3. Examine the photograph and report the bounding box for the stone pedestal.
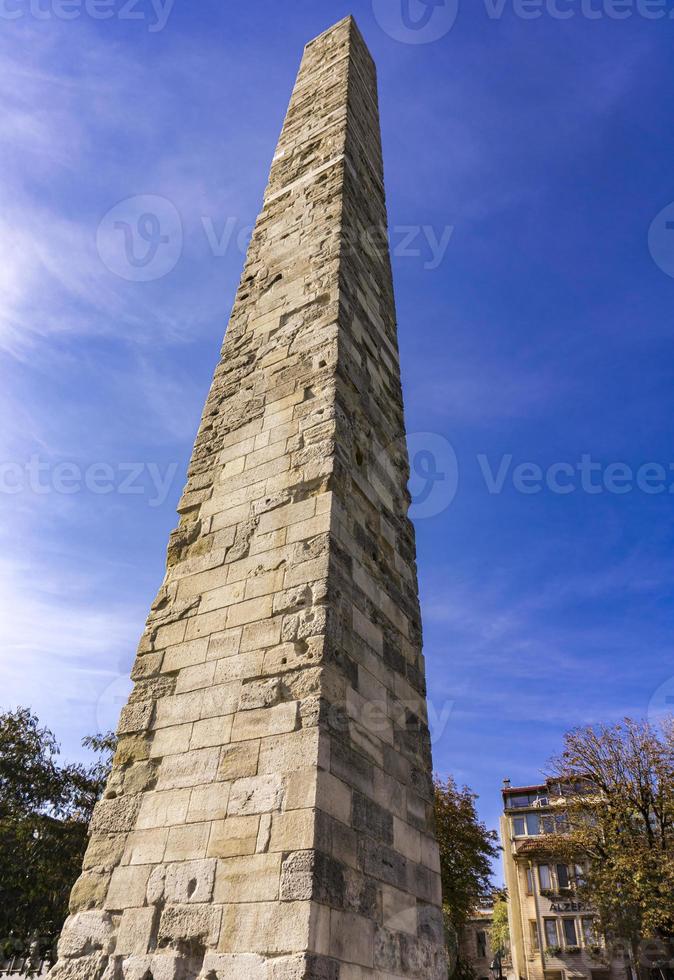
[48,16,448,980]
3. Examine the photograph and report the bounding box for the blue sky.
[2,0,674,853]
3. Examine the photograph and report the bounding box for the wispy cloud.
[0,549,138,754]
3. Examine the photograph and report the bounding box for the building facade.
[460,905,497,980]
[500,780,627,980]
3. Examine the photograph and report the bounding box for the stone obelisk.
[50,16,447,980]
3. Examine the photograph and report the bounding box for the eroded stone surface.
[49,15,446,980]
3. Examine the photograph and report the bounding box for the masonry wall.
[48,17,447,980]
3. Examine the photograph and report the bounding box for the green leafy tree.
[434,776,501,977]
[548,718,674,977]
[0,708,115,958]
[490,898,510,957]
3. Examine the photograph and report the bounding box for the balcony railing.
[0,954,52,977]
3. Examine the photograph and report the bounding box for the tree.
[0,708,115,959]
[548,718,674,976]
[490,897,510,957]
[434,776,501,977]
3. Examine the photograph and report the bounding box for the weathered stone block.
[147,858,216,905]
[228,773,285,815]
[68,871,110,913]
[329,910,375,968]
[214,852,281,903]
[164,822,210,862]
[57,911,115,959]
[230,701,299,742]
[117,700,155,735]
[90,796,140,835]
[218,741,260,780]
[352,791,394,845]
[217,901,311,954]
[187,782,230,823]
[198,953,269,979]
[280,851,345,906]
[104,866,151,911]
[114,907,157,956]
[207,815,260,858]
[158,904,222,946]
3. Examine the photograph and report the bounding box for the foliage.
[547,717,674,954]
[0,708,115,954]
[434,775,501,978]
[490,898,510,956]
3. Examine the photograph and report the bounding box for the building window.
[538,864,552,890]
[562,919,578,946]
[544,972,564,980]
[544,919,559,948]
[582,919,597,945]
[477,931,487,958]
[509,793,545,808]
[526,867,535,894]
[526,813,542,836]
[513,816,526,836]
[556,864,570,889]
[530,921,540,951]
